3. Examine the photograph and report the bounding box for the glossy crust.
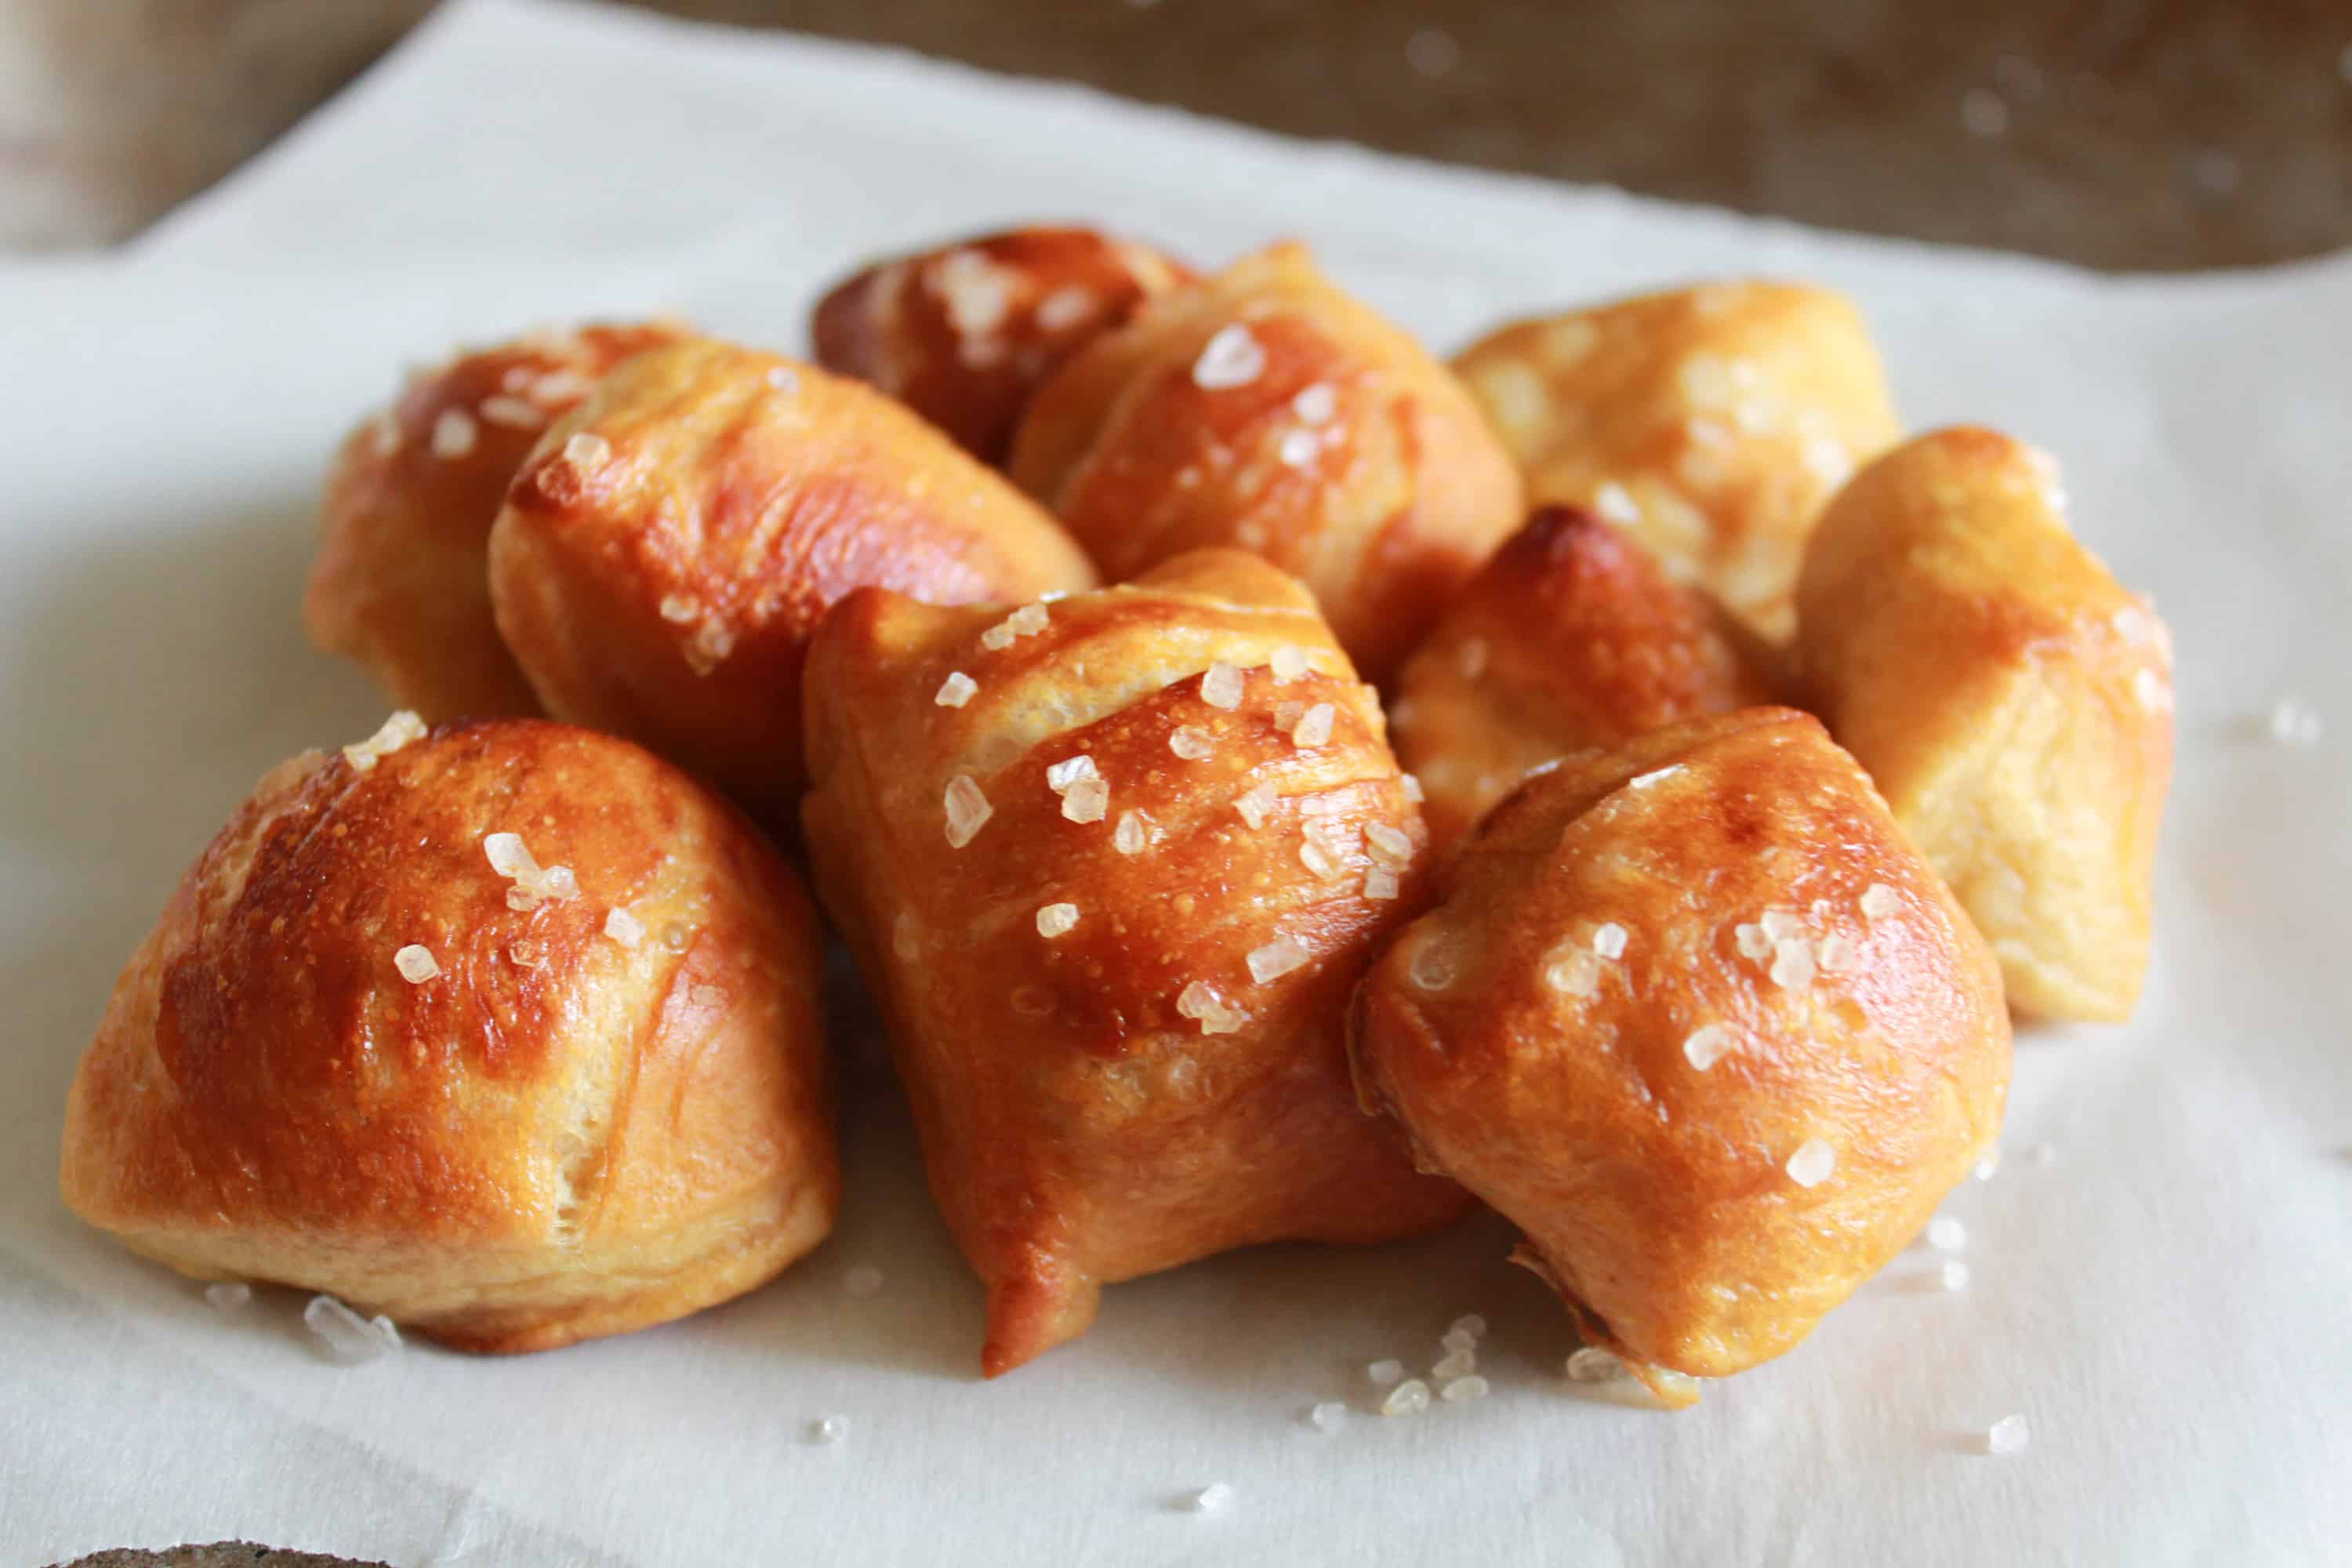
[1390,505,1779,853]
[1794,427,2172,1020]
[800,548,1471,1376]
[812,225,1195,465]
[487,338,1098,815]
[1454,281,1901,640]
[1007,242,1523,685]
[304,321,690,721]
[1350,707,2010,1399]
[60,718,839,1352]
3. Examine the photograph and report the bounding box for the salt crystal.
[1363,822,1414,866]
[1007,602,1050,636]
[1940,1259,1971,1292]
[1817,934,1858,973]
[1734,923,1773,960]
[979,622,1017,651]
[1975,1150,2002,1181]
[1036,902,1080,938]
[430,408,477,459]
[1307,1402,1346,1432]
[1682,1023,1733,1070]
[1201,661,1245,710]
[394,944,440,984]
[1927,1217,1968,1252]
[1061,777,1109,823]
[1399,773,1425,803]
[205,1282,251,1310]
[304,1294,401,1363]
[2133,667,2169,713]
[1545,947,1602,997]
[1380,1379,1432,1417]
[1236,779,1279,828]
[561,430,611,467]
[478,394,546,429]
[1629,765,1681,789]
[809,1416,848,1445]
[1192,324,1266,390]
[507,939,545,969]
[935,671,978,708]
[1860,883,1900,920]
[1169,725,1214,760]
[659,593,701,624]
[944,775,993,847]
[1113,810,1152,855]
[688,620,735,672]
[1247,935,1312,983]
[535,866,578,902]
[1279,428,1321,468]
[1984,1414,2031,1457]
[1190,1482,1234,1513]
[1594,481,1640,524]
[1769,938,1817,990]
[1299,835,1345,881]
[1440,1376,1490,1403]
[932,249,1012,337]
[1033,285,1097,333]
[1176,980,1245,1035]
[1363,867,1400,901]
[1564,1347,1624,1383]
[1760,910,1804,942]
[2269,699,2323,746]
[1290,702,1336,747]
[1291,383,1337,423]
[844,1265,884,1298]
[1275,700,1307,734]
[1449,1314,1487,1341]
[1045,754,1098,793]
[1270,644,1309,681]
[1432,1348,1476,1380]
[1785,1138,1836,1188]
[1367,1358,1405,1386]
[342,709,426,771]
[1592,921,1628,959]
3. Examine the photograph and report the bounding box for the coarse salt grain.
[1565,1347,1624,1383]
[944,775,993,847]
[1007,602,1050,637]
[1363,822,1413,866]
[1033,284,1097,332]
[304,1294,401,1363]
[935,671,978,708]
[1595,481,1640,524]
[1270,644,1309,681]
[1176,980,1245,1035]
[1062,777,1109,823]
[562,430,610,467]
[1201,661,1245,710]
[809,1416,848,1445]
[394,944,440,984]
[1045,754,1098,793]
[1975,1150,2002,1181]
[1368,1358,1405,1386]
[1440,1376,1490,1403]
[1236,779,1279,829]
[659,592,701,624]
[1289,702,1334,748]
[602,908,643,949]
[1682,1023,1734,1070]
[1450,1314,1487,1341]
[932,249,1012,337]
[430,408,477,459]
[343,709,426,771]
[1984,1414,2031,1457]
[1940,1259,1972,1292]
[1927,1217,1968,1251]
[1247,935,1312,984]
[1192,324,1266,390]
[1293,383,1337,423]
[688,620,735,672]
[1190,1482,1233,1514]
[1399,773,1425,803]
[1036,902,1080,938]
[1734,923,1773,960]
[205,1282,251,1310]
[478,394,546,429]
[1545,947,1603,997]
[1785,1138,1836,1188]
[1169,725,1215,760]
[1761,910,1804,942]
[1279,428,1321,468]
[1364,867,1400,901]
[1380,1379,1432,1417]
[1432,1348,1476,1381]
[1592,921,1628,959]
[1113,810,1152,855]
[1299,835,1345,882]
[1769,938,1817,990]
[1817,933,1858,973]
[1860,883,1900,920]
[845,1265,884,1298]
[1308,1402,1346,1432]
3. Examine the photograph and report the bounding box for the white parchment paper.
[2,2,2347,1563]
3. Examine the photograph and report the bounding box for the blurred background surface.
[5,0,2350,267]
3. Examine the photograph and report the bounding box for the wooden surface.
[5,0,2352,268]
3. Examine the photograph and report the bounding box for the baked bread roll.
[1794,426,2172,1021]
[800,548,1470,1376]
[812,225,1195,465]
[1454,281,1900,640]
[1390,504,1777,853]
[60,716,838,1352]
[487,337,1098,813]
[1350,707,2009,1402]
[1007,241,1523,684]
[304,321,689,721]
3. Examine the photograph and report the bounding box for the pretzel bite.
[305,321,691,720]
[800,548,1470,1376]
[1390,505,1778,853]
[1007,241,1523,684]
[812,225,1195,465]
[486,338,1097,814]
[1454,281,1900,639]
[1795,427,2172,1021]
[1350,707,2010,1402]
[60,717,838,1352]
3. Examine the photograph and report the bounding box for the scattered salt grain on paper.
[1440,1376,1490,1403]
[808,1416,848,1445]
[1306,1403,1345,1432]
[2269,699,2323,746]
[1940,1259,1972,1292]
[1984,1414,2031,1456]
[1189,1482,1233,1513]
[1367,1358,1404,1386]
[1565,1348,1625,1383]
[305,1294,401,1363]
[205,1282,251,1310]
[1927,1217,1969,1251]
[1380,1379,1432,1417]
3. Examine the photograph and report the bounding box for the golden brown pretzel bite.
[60,717,838,1352]
[800,548,1470,1376]
[1351,707,2009,1403]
